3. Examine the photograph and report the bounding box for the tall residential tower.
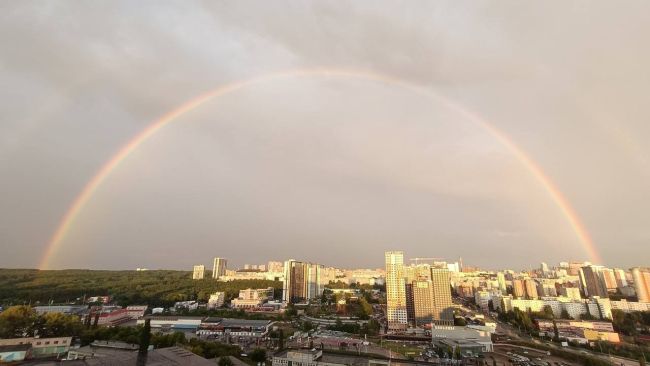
[631,267,650,302]
[212,257,227,279]
[385,251,407,330]
[282,260,322,304]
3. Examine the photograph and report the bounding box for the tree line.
[0,268,281,307]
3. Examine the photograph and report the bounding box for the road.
[496,342,638,366]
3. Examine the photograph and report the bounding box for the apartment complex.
[212,257,227,279]
[282,260,322,304]
[385,251,408,330]
[193,265,205,280]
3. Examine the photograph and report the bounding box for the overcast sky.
[1,1,649,270]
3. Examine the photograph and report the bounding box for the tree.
[454,346,462,360]
[250,348,267,364]
[366,318,380,336]
[139,319,151,355]
[640,357,646,366]
[454,317,467,326]
[0,305,37,338]
[219,357,234,366]
[357,298,373,319]
[278,329,285,350]
[37,312,83,337]
[302,320,314,332]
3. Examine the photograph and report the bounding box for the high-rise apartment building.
[614,269,628,288]
[631,267,650,303]
[540,262,549,276]
[524,279,538,299]
[513,279,526,298]
[192,265,205,280]
[412,280,435,327]
[385,251,408,330]
[430,268,454,328]
[580,265,608,298]
[601,268,618,292]
[497,272,507,295]
[282,260,322,304]
[212,257,227,279]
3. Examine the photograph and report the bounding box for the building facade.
[212,257,228,279]
[193,265,205,280]
[385,251,408,330]
[282,260,322,304]
[430,268,454,327]
[631,267,650,302]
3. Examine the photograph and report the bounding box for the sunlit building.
[580,266,608,298]
[631,267,650,302]
[524,279,538,299]
[412,280,435,326]
[212,257,227,279]
[282,260,322,304]
[430,267,454,328]
[513,279,526,298]
[208,292,225,309]
[192,265,205,280]
[614,269,628,288]
[497,272,507,295]
[385,251,408,330]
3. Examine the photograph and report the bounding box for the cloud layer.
[1,1,649,269]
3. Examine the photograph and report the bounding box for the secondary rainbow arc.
[39,68,601,269]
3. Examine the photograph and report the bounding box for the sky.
[1,1,649,271]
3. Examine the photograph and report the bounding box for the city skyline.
[2,2,650,270]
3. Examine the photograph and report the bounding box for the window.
[36,342,41,345]
[54,341,59,344]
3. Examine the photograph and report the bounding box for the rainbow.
[39,68,601,269]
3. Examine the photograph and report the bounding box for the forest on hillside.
[0,268,282,307]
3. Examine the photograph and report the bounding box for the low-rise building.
[537,320,620,343]
[174,300,199,311]
[208,292,225,309]
[0,337,72,359]
[197,318,271,337]
[231,288,273,308]
[97,308,131,326]
[611,300,650,312]
[137,316,203,331]
[430,327,493,352]
[272,349,345,366]
[126,305,148,319]
[34,305,87,315]
[0,344,30,363]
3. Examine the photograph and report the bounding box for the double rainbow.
[39,68,601,269]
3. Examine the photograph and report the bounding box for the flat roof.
[0,343,31,352]
[218,318,271,327]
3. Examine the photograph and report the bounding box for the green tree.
[219,357,234,366]
[0,305,37,338]
[139,319,151,355]
[250,348,267,364]
[37,312,83,337]
[302,320,314,332]
[357,298,373,319]
[278,328,285,350]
